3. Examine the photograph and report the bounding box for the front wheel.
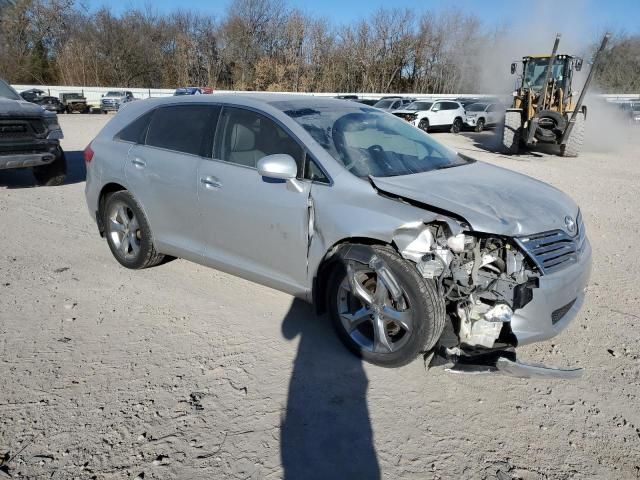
[328,245,445,368]
[418,118,429,132]
[451,117,463,134]
[103,191,165,269]
[475,118,485,133]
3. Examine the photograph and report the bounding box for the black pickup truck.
[0,79,66,186]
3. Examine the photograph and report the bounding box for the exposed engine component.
[394,222,539,348]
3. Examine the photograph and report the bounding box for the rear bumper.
[0,152,55,170]
[511,238,592,345]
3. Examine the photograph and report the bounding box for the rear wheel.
[559,111,585,157]
[328,245,445,368]
[103,191,165,269]
[451,117,463,134]
[418,118,429,132]
[33,148,66,186]
[475,118,485,133]
[501,110,522,154]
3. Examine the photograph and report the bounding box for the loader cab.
[518,55,583,97]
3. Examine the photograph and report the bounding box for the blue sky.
[85,0,640,34]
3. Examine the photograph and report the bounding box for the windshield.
[631,102,640,112]
[524,58,565,90]
[0,79,21,100]
[406,101,433,111]
[105,91,123,96]
[274,101,471,178]
[467,103,487,112]
[373,99,396,109]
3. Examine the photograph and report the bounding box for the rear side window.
[146,105,220,156]
[116,111,153,143]
[443,102,459,110]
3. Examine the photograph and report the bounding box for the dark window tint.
[146,105,219,156]
[216,107,304,171]
[116,111,153,143]
[443,102,458,110]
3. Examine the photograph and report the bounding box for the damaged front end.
[393,221,582,378]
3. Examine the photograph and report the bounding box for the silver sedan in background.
[84,94,591,369]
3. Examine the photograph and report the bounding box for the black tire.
[501,110,522,154]
[103,191,165,270]
[33,148,67,186]
[475,118,485,133]
[328,245,446,368]
[559,111,585,157]
[450,117,463,134]
[418,118,429,132]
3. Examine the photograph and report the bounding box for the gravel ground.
[1,113,639,480]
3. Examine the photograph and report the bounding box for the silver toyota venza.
[84,94,591,369]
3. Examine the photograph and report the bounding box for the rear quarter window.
[115,111,153,143]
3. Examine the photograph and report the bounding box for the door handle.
[200,176,222,189]
[131,158,146,168]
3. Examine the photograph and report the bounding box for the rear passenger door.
[197,106,311,293]
[125,104,219,258]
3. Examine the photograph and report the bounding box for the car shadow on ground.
[280,299,380,480]
[0,150,86,189]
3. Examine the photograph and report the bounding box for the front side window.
[216,107,304,170]
[146,104,219,156]
[275,101,471,178]
[432,103,443,111]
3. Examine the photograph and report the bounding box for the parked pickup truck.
[100,91,136,113]
[1,79,67,186]
[60,92,90,114]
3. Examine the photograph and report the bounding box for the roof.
[523,54,576,60]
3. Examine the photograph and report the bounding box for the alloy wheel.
[337,264,413,354]
[107,201,142,260]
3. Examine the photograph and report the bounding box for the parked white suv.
[464,102,505,132]
[392,100,465,133]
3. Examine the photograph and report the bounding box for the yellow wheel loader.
[501,33,610,157]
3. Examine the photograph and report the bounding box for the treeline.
[1,0,638,93]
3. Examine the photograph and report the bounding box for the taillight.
[84,143,94,163]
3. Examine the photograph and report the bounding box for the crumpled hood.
[0,98,45,117]
[371,161,579,237]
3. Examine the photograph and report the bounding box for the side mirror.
[510,62,517,74]
[257,154,297,180]
[575,58,583,71]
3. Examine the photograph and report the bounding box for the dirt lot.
[1,113,639,480]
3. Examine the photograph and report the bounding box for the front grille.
[517,212,586,274]
[0,119,45,140]
[552,298,576,324]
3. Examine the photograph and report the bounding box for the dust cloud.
[473,3,637,155]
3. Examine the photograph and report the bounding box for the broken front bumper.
[510,238,592,346]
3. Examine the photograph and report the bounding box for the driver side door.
[429,102,448,126]
[197,106,311,294]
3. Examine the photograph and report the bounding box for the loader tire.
[559,112,585,158]
[501,111,522,154]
